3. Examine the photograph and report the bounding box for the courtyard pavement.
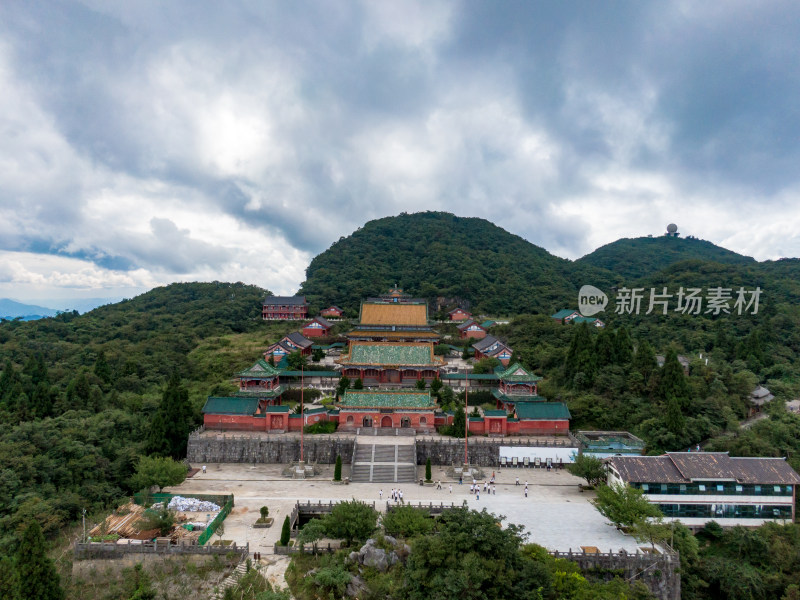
[164,462,642,556]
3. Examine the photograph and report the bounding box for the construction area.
[85,493,232,547]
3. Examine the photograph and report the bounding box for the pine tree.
[425,458,432,482]
[0,360,19,402]
[632,340,657,383]
[613,326,633,365]
[658,349,691,409]
[593,328,616,369]
[334,455,342,481]
[94,350,111,385]
[280,516,291,546]
[564,322,595,388]
[0,555,15,600]
[665,395,686,434]
[148,372,194,458]
[14,520,64,600]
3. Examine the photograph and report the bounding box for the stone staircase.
[350,437,417,483]
[215,558,250,598]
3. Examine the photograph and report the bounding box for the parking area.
[164,462,641,555]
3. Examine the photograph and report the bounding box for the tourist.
[476,489,480,500]
[515,477,520,486]
[202,465,206,474]
[492,485,496,495]
[379,489,383,500]
[449,485,452,494]
[524,487,528,498]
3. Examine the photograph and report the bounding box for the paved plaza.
[165,461,642,558]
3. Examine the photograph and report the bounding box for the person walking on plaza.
[449,484,453,494]
[524,487,528,498]
[515,476,520,486]
[379,489,383,500]
[492,485,496,495]
[476,489,480,500]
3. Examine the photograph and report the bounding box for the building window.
[698,484,706,492]
[717,484,724,492]
[679,484,686,493]
[641,484,649,491]
[735,485,743,493]
[774,486,782,493]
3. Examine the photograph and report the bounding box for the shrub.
[425,458,432,482]
[304,421,337,434]
[260,506,269,520]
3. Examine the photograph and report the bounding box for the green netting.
[198,498,234,545]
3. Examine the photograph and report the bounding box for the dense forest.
[0,282,304,555]
[299,211,617,315]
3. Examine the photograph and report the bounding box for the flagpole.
[464,373,469,467]
[300,363,304,464]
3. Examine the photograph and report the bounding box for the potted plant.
[255,505,273,528]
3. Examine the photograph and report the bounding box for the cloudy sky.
[2,1,799,308]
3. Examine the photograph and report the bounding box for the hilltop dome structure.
[665,223,680,237]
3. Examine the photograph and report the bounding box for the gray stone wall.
[187,435,354,464]
[550,550,681,600]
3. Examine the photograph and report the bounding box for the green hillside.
[0,282,305,553]
[577,235,756,280]
[299,211,616,315]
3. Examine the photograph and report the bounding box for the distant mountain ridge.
[576,236,756,280]
[298,212,796,316]
[0,299,59,320]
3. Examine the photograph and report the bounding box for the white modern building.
[606,452,800,528]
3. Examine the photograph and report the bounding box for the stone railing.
[74,539,249,560]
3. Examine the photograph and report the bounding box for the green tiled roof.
[203,397,260,415]
[572,316,600,324]
[516,402,571,420]
[236,359,281,378]
[303,407,327,415]
[441,373,498,380]
[340,343,442,366]
[481,320,495,328]
[484,409,507,417]
[340,390,435,409]
[495,363,541,382]
[265,405,290,413]
[552,309,579,319]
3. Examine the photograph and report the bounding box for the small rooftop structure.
[576,431,645,457]
[750,386,775,407]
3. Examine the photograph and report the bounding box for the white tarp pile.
[167,496,221,512]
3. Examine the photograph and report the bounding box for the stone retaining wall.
[189,433,578,467]
[187,435,354,464]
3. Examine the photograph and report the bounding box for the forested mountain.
[299,211,617,315]
[0,282,303,553]
[577,235,756,280]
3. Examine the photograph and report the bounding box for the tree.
[322,499,377,546]
[415,378,427,390]
[0,555,15,600]
[311,347,324,362]
[334,455,342,481]
[613,326,633,365]
[632,339,657,382]
[287,351,307,370]
[260,506,269,520]
[566,454,606,488]
[382,505,434,539]
[593,483,662,530]
[147,372,194,458]
[404,506,550,600]
[14,520,64,600]
[430,377,443,395]
[130,455,187,492]
[658,348,691,408]
[135,505,175,536]
[296,518,327,551]
[564,322,595,388]
[335,375,350,398]
[448,406,467,438]
[279,516,291,546]
[353,377,364,390]
[425,458,432,482]
[94,350,111,385]
[473,357,501,374]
